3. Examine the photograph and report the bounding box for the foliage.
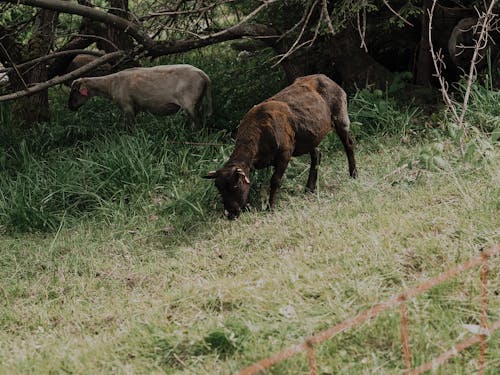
[398,78,499,177]
[0,5,36,34]
[348,73,421,138]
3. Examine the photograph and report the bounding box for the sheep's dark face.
[68,80,90,111]
[204,166,250,220]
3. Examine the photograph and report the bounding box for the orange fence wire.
[478,252,489,375]
[399,299,412,370]
[236,244,499,375]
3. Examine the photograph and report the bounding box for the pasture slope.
[0,134,498,374]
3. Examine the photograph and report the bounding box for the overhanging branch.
[0,49,105,74]
[0,51,125,102]
[150,23,278,57]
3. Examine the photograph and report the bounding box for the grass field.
[1,132,498,373]
[0,47,499,374]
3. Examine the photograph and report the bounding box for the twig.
[160,27,203,39]
[272,0,319,67]
[164,140,227,147]
[357,7,368,52]
[204,0,278,40]
[278,0,314,42]
[428,0,497,155]
[0,42,28,89]
[72,33,120,51]
[382,0,414,27]
[428,1,462,141]
[457,1,498,129]
[321,0,335,35]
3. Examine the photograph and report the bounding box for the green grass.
[0,46,499,373]
[0,133,498,374]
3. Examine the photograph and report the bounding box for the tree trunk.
[106,0,135,52]
[10,9,58,128]
[415,0,433,86]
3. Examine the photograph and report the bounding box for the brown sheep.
[204,74,356,219]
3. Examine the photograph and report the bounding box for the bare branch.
[321,0,335,35]
[150,22,278,57]
[457,1,498,127]
[308,9,323,47]
[428,1,461,123]
[0,51,125,102]
[428,0,498,154]
[278,0,314,42]
[71,33,121,51]
[0,49,104,74]
[273,0,319,66]
[357,8,368,52]
[210,0,278,38]
[149,1,279,58]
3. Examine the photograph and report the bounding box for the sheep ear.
[203,170,218,179]
[236,168,250,184]
[79,86,88,96]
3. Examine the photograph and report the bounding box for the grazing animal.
[65,54,112,76]
[68,64,212,131]
[66,54,104,73]
[204,74,356,220]
[63,54,113,87]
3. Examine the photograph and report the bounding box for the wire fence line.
[236,244,499,375]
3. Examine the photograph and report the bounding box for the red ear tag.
[80,87,88,96]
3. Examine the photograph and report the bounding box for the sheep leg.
[194,101,204,129]
[334,121,357,178]
[269,155,290,209]
[306,148,321,192]
[185,106,202,130]
[125,113,134,133]
[123,109,135,133]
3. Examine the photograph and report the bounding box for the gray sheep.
[69,64,212,131]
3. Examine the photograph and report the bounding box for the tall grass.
[0,45,286,234]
